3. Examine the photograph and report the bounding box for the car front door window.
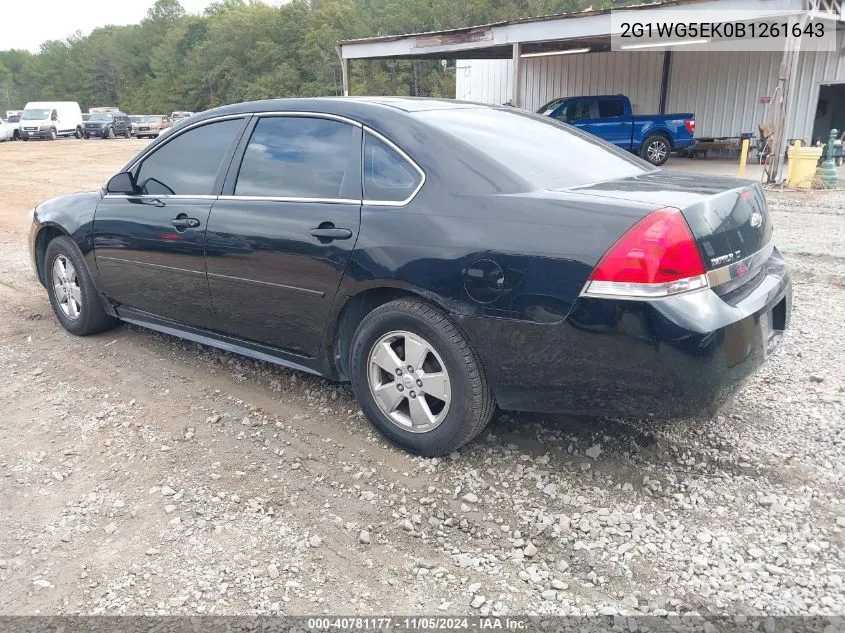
[135,118,245,195]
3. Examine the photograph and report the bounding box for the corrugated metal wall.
[456,44,845,140]
[455,59,513,105]
[666,51,781,138]
[519,51,665,113]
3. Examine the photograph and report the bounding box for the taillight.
[582,207,708,299]
[685,118,695,134]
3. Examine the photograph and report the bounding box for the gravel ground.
[0,141,842,617]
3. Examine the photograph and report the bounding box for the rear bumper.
[458,247,791,420]
[673,137,694,150]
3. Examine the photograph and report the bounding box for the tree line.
[0,0,624,115]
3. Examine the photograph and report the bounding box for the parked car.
[27,98,791,456]
[0,117,15,141]
[129,115,144,135]
[82,114,91,122]
[84,111,132,139]
[5,111,22,140]
[170,111,194,123]
[538,94,694,166]
[19,101,83,140]
[134,114,171,138]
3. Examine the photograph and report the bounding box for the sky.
[5,0,217,53]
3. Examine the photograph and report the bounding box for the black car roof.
[190,96,487,122]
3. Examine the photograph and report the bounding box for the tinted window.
[598,99,625,118]
[415,108,654,189]
[235,116,358,199]
[559,99,593,123]
[136,118,243,195]
[537,98,565,116]
[364,133,421,203]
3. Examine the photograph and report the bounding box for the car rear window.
[414,107,654,189]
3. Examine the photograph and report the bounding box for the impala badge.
[750,212,763,228]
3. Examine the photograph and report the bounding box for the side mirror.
[106,172,136,195]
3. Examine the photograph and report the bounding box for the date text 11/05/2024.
[307,617,527,630]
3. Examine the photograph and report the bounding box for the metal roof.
[338,0,810,59]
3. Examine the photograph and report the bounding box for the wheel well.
[643,132,673,149]
[34,226,66,285]
[331,287,420,381]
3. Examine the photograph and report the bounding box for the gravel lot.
[0,140,843,617]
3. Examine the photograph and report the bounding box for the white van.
[20,101,83,140]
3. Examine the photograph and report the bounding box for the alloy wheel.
[367,330,451,433]
[647,140,667,163]
[51,255,82,320]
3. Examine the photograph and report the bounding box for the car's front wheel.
[49,128,57,141]
[107,127,115,139]
[641,134,671,166]
[350,298,494,456]
[44,236,118,336]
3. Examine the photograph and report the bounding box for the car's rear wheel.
[350,298,494,456]
[641,134,670,166]
[45,236,117,336]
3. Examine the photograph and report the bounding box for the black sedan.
[28,98,791,456]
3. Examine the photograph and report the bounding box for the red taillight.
[584,207,708,299]
[684,118,695,134]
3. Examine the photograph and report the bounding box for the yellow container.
[786,144,823,189]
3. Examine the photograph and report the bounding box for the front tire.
[44,236,118,336]
[74,128,82,139]
[107,126,115,139]
[49,128,57,141]
[124,127,131,138]
[349,298,494,457]
[641,134,670,166]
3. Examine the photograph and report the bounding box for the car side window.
[135,118,244,196]
[234,116,360,199]
[363,133,422,203]
[598,99,625,118]
[559,99,593,123]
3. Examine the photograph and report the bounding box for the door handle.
[310,224,353,241]
[171,215,200,229]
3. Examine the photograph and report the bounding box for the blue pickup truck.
[538,94,695,166]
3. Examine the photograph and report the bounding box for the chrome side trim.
[207,271,325,297]
[103,194,219,200]
[217,195,360,205]
[123,113,251,174]
[581,275,709,301]
[706,241,774,287]
[97,256,205,276]
[256,111,363,128]
[361,127,426,208]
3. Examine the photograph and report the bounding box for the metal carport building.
[338,0,845,175]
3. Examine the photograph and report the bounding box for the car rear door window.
[234,116,360,199]
[363,133,422,203]
[135,118,244,196]
[598,98,625,118]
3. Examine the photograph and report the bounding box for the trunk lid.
[569,171,772,272]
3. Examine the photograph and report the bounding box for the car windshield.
[90,113,113,121]
[22,109,50,120]
[415,107,655,189]
[130,116,142,122]
[537,99,565,115]
[143,116,160,122]
[9,115,20,123]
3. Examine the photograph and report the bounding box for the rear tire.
[349,298,494,457]
[44,236,118,336]
[641,134,670,166]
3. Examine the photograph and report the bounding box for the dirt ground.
[0,139,843,617]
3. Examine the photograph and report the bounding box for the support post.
[769,15,803,183]
[658,51,672,115]
[336,45,350,97]
[512,42,522,108]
